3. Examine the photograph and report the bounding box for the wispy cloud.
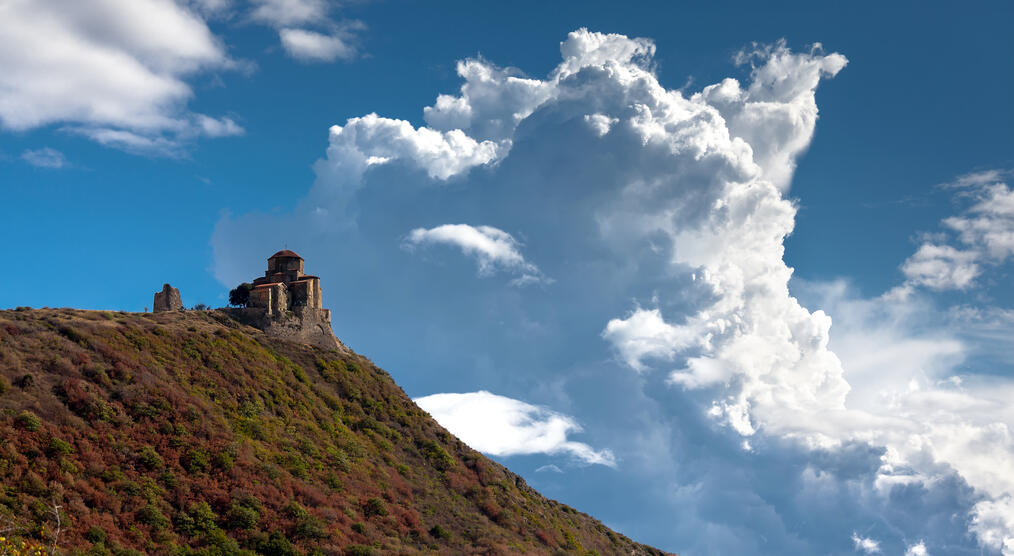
[249,0,363,63]
[892,169,1014,296]
[21,147,67,169]
[280,28,355,62]
[404,224,549,286]
[851,532,881,554]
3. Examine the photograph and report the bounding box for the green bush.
[324,473,344,491]
[182,448,211,473]
[225,502,260,530]
[283,500,308,519]
[422,440,454,471]
[85,526,108,544]
[255,531,297,556]
[137,445,163,470]
[188,501,218,534]
[136,504,170,530]
[15,410,42,431]
[46,437,73,456]
[214,446,237,471]
[363,497,388,517]
[176,502,218,536]
[293,514,326,539]
[0,375,9,394]
[429,524,452,540]
[344,546,373,556]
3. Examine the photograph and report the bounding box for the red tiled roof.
[269,249,302,259]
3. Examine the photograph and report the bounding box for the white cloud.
[279,28,354,61]
[796,279,1014,554]
[248,0,362,63]
[21,147,67,169]
[584,113,618,136]
[316,113,503,191]
[895,170,1014,293]
[602,308,696,373]
[404,224,546,285]
[899,243,980,290]
[944,177,1014,260]
[851,532,881,554]
[250,0,327,27]
[423,58,553,144]
[943,169,1006,189]
[0,0,240,154]
[414,391,616,466]
[971,497,1014,555]
[196,114,244,138]
[904,541,929,556]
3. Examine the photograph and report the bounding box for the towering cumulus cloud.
[213,29,1013,554]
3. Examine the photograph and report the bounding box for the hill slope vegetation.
[0,308,667,556]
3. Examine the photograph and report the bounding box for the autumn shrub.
[535,529,558,546]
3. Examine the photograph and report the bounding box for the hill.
[0,308,668,556]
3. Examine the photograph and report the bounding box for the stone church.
[234,250,341,351]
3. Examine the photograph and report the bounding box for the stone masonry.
[153,284,183,312]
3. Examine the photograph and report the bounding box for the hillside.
[0,308,668,556]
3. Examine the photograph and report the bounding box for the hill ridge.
[0,308,669,556]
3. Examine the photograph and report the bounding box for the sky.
[1,1,1013,554]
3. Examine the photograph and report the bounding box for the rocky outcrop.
[153,283,182,312]
[223,306,344,351]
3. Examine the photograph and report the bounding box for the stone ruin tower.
[153,284,182,312]
[232,250,341,350]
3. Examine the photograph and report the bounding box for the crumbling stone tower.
[153,284,182,312]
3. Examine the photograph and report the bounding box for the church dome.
[269,249,302,259]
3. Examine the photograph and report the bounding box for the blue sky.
[2,1,1013,554]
